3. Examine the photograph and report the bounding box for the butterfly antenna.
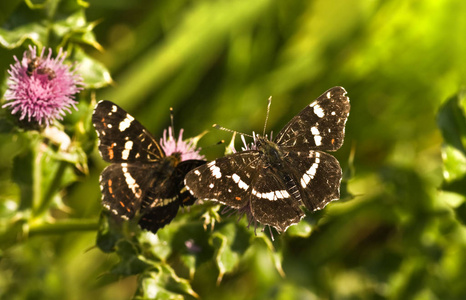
[212,124,253,138]
[263,96,272,136]
[169,107,175,132]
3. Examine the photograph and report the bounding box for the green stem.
[32,140,43,213]
[36,159,68,217]
[29,218,99,236]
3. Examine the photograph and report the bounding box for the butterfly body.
[93,100,205,233]
[185,87,350,232]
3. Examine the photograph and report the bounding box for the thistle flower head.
[3,45,83,126]
[160,126,204,161]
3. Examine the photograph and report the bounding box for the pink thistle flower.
[160,126,204,161]
[3,46,83,126]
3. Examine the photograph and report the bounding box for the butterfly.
[184,86,350,233]
[92,100,206,233]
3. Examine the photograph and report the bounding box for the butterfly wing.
[185,152,304,232]
[248,167,304,232]
[138,159,206,233]
[187,87,350,233]
[176,160,208,206]
[283,149,342,212]
[99,163,156,220]
[93,100,189,233]
[92,100,165,163]
[185,152,261,209]
[274,86,350,151]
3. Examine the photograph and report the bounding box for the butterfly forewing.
[185,152,261,209]
[92,100,165,163]
[275,86,350,151]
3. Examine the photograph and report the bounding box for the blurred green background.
[1,0,466,299]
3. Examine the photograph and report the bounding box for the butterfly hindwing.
[247,165,304,232]
[92,100,165,163]
[176,160,209,206]
[138,160,206,232]
[99,163,155,220]
[275,86,350,151]
[284,150,342,211]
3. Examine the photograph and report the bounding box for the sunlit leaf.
[0,23,47,49]
[440,144,466,194]
[73,47,112,89]
[286,220,313,238]
[255,234,285,278]
[210,230,239,284]
[137,264,198,299]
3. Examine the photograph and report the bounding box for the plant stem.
[36,159,68,217]
[29,218,99,236]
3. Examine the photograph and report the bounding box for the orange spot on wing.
[107,143,115,160]
[235,196,241,201]
[119,201,125,207]
[107,180,115,197]
[331,138,335,145]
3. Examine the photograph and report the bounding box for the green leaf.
[255,234,285,278]
[286,219,313,238]
[438,91,466,195]
[454,201,466,226]
[210,231,239,284]
[12,139,37,211]
[137,264,198,299]
[73,47,112,89]
[200,204,221,231]
[437,91,466,155]
[95,212,122,253]
[53,10,103,51]
[209,222,251,284]
[112,239,153,276]
[440,144,466,194]
[0,22,48,49]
